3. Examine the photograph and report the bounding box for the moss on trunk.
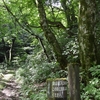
[78,0,97,84]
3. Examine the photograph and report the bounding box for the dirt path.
[0,71,21,100]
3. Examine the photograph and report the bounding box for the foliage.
[15,50,67,99]
[63,37,79,62]
[19,87,47,100]
[81,65,100,100]
[0,0,100,99]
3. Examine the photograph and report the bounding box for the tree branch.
[47,20,66,29]
[37,0,67,69]
[39,39,51,62]
[2,0,51,62]
[2,0,41,40]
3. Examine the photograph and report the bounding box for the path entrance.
[0,70,21,100]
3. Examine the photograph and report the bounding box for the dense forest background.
[0,0,100,100]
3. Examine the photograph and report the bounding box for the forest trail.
[0,70,21,100]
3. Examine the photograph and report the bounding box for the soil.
[0,71,21,100]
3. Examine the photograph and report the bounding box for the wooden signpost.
[68,63,80,100]
[47,63,80,100]
[47,78,67,100]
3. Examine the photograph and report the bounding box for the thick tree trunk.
[78,0,97,83]
[37,0,67,69]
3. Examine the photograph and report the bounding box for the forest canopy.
[0,0,100,99]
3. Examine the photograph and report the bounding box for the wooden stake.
[68,63,80,100]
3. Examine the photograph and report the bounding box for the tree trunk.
[68,63,80,100]
[37,0,67,69]
[78,0,97,84]
[61,0,78,36]
[2,38,8,63]
[8,37,15,63]
[9,45,12,63]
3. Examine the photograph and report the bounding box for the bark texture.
[79,0,96,68]
[68,63,80,100]
[79,0,97,82]
[37,0,67,69]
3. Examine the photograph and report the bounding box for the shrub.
[81,65,100,100]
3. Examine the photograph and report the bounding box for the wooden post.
[68,63,80,100]
[47,78,67,100]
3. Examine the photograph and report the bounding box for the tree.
[2,0,79,69]
[78,0,97,84]
[36,0,67,70]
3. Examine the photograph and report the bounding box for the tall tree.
[78,0,97,84]
[2,0,79,69]
[37,0,67,70]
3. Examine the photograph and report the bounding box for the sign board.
[47,78,67,100]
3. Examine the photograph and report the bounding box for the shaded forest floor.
[0,69,21,100]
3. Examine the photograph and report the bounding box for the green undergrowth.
[14,55,67,100]
[1,63,100,100]
[81,65,100,100]
[14,60,100,100]
[14,66,66,99]
[0,81,5,90]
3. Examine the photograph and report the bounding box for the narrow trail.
[0,70,21,100]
